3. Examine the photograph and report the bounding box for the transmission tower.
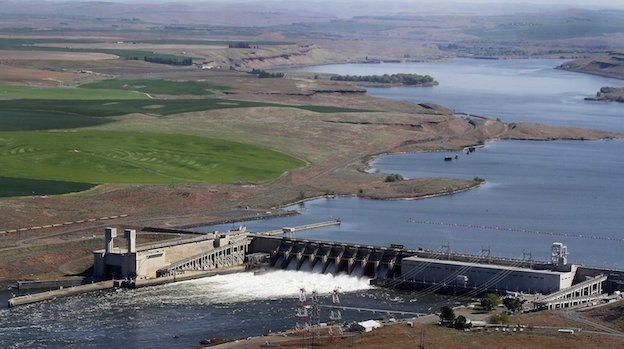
[296,287,310,333]
[310,290,321,345]
[523,249,533,268]
[328,287,343,339]
[441,242,451,260]
[481,246,491,264]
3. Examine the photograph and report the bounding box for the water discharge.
[158,270,373,304]
[1,271,438,349]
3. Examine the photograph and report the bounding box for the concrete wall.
[402,257,575,295]
[576,266,624,293]
[163,239,215,265]
[94,237,219,279]
[135,250,166,278]
[559,264,577,289]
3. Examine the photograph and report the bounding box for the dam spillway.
[252,236,402,278]
[249,235,624,300]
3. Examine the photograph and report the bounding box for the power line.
[406,218,623,242]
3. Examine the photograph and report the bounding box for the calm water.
[203,139,624,268]
[294,59,624,133]
[3,59,623,348]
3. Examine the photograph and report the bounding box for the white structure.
[551,242,568,268]
[401,255,577,295]
[352,320,381,333]
[93,227,249,279]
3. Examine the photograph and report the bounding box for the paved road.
[560,309,624,336]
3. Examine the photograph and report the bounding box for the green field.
[0,131,305,184]
[0,98,273,131]
[0,38,194,64]
[0,85,149,100]
[1,97,368,131]
[0,109,113,132]
[0,176,95,197]
[80,79,229,96]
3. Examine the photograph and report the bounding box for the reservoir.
[2,59,623,348]
[203,139,624,268]
[295,59,624,133]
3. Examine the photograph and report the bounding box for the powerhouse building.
[401,243,576,294]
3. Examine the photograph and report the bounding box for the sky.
[36,0,624,5]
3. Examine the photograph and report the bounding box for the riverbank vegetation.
[249,69,284,78]
[585,87,624,103]
[330,73,436,86]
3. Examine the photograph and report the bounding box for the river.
[2,59,622,348]
[203,139,624,268]
[295,58,624,133]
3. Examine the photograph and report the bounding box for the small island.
[330,73,438,87]
[585,87,624,103]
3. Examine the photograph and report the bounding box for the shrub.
[385,173,404,182]
[481,293,502,311]
[488,312,510,326]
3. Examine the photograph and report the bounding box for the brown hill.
[558,51,624,79]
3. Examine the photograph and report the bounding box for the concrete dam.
[9,223,624,310]
[249,235,624,309]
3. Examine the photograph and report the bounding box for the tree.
[503,297,523,313]
[439,305,455,323]
[481,293,502,311]
[454,315,471,330]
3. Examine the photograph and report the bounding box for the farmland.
[0,84,148,100]
[79,79,230,95]
[0,130,305,185]
[0,176,94,197]
[0,38,194,64]
[0,96,367,132]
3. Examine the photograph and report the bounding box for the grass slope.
[0,176,95,197]
[0,131,305,184]
[79,79,229,95]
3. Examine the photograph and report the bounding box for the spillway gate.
[250,236,404,278]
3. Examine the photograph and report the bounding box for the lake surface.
[294,59,624,133]
[3,59,623,348]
